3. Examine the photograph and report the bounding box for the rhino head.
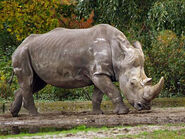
[112,35,164,111]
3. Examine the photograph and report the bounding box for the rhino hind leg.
[92,86,104,114]
[10,73,46,117]
[92,75,129,114]
[10,88,23,117]
[12,47,38,116]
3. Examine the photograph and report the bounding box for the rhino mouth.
[134,102,151,111]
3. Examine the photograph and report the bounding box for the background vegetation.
[0,0,184,101]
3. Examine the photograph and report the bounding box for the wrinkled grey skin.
[10,24,164,117]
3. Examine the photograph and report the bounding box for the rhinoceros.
[10,24,164,117]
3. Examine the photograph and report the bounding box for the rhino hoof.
[10,108,19,117]
[11,112,19,117]
[118,108,129,115]
[113,106,129,115]
[92,109,104,115]
[29,111,39,116]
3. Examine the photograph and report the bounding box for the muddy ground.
[0,107,185,133]
[0,99,185,136]
[3,125,185,139]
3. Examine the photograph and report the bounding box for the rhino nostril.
[134,102,143,111]
[137,102,142,110]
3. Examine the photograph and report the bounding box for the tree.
[0,0,93,41]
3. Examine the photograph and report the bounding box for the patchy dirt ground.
[2,125,185,139]
[0,107,185,131]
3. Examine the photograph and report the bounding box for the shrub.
[0,58,17,100]
[147,0,185,36]
[0,27,18,58]
[145,30,185,97]
[0,0,93,41]
[36,85,94,101]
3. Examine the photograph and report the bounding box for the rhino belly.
[36,70,93,89]
[45,77,93,89]
[31,57,93,89]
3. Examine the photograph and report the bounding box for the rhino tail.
[8,70,15,86]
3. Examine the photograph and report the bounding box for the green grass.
[151,97,185,107]
[0,125,109,138]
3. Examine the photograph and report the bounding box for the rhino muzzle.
[134,102,151,111]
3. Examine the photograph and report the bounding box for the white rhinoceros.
[10,24,164,117]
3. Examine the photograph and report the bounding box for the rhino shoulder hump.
[95,24,122,37]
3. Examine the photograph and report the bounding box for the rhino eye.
[130,79,137,86]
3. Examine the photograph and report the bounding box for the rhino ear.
[133,41,142,50]
[142,78,152,85]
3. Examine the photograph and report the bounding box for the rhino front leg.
[92,75,129,114]
[10,88,23,117]
[92,86,104,114]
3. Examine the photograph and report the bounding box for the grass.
[0,125,109,138]
[1,97,185,114]
[151,97,185,107]
[116,128,185,139]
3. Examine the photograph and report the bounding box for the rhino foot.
[10,104,20,117]
[10,110,19,117]
[10,89,23,117]
[113,104,129,114]
[92,109,104,115]
[29,111,39,116]
[23,102,39,116]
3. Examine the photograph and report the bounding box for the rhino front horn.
[143,77,164,101]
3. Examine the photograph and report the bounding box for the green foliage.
[145,30,185,97]
[0,57,17,99]
[0,27,18,58]
[0,28,19,100]
[77,0,138,29]
[76,0,157,39]
[37,85,93,101]
[0,0,61,41]
[148,0,185,36]
[0,0,93,41]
